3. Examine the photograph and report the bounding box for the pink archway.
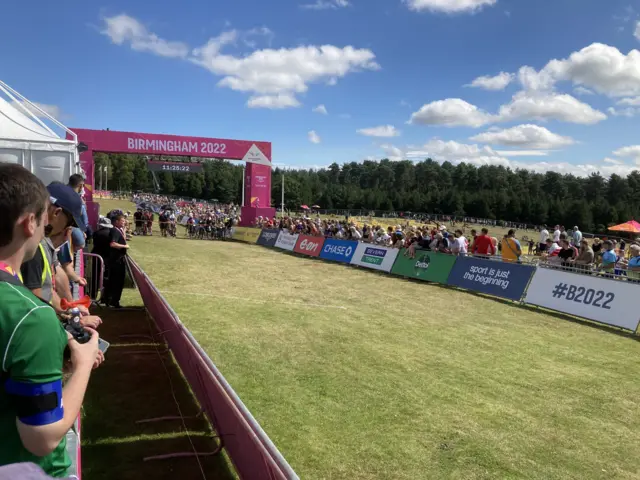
[67,128,275,226]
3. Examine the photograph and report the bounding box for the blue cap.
[47,182,87,232]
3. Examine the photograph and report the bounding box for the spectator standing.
[20,183,86,312]
[0,164,101,477]
[103,214,129,308]
[539,225,549,253]
[625,244,640,281]
[600,241,617,273]
[501,229,522,263]
[553,225,561,243]
[67,174,89,249]
[557,239,576,268]
[451,229,467,255]
[572,226,582,247]
[573,240,594,271]
[473,228,495,257]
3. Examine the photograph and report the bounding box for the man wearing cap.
[21,183,101,328]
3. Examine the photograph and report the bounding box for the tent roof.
[0,96,74,146]
[608,220,640,233]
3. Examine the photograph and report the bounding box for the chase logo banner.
[319,239,358,263]
[390,249,457,284]
[350,243,399,272]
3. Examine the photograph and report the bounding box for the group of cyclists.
[132,208,177,237]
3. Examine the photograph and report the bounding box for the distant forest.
[95,153,640,232]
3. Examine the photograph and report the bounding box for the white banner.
[524,268,640,331]
[274,231,299,251]
[349,243,399,273]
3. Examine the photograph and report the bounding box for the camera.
[60,307,91,344]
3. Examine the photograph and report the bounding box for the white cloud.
[498,91,607,125]
[409,98,494,127]
[313,104,328,114]
[12,101,63,119]
[573,86,594,96]
[613,145,640,162]
[308,130,321,144]
[466,71,514,91]
[101,14,379,108]
[357,125,400,137]
[101,14,189,58]
[469,124,575,149]
[410,92,605,127]
[301,0,349,10]
[617,96,640,105]
[404,0,497,14]
[380,144,406,161]
[379,140,638,176]
[518,43,640,98]
[495,150,549,157]
[607,106,640,117]
[604,157,623,165]
[247,94,301,109]
[635,21,640,41]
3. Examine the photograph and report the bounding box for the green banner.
[390,249,458,284]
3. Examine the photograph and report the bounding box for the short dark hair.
[0,164,49,247]
[481,228,489,234]
[68,173,85,189]
[113,214,125,222]
[508,229,515,236]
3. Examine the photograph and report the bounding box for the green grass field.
[93,199,640,479]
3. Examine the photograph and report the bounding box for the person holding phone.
[0,164,103,477]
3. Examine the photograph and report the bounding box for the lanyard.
[0,262,23,283]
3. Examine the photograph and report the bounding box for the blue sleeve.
[514,239,521,250]
[57,242,73,265]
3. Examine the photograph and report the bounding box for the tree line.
[95,153,640,233]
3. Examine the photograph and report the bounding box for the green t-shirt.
[0,281,70,477]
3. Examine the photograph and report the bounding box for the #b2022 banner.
[256,229,280,247]
[274,231,299,251]
[390,250,457,283]
[350,243,399,272]
[319,238,358,264]
[293,235,324,257]
[447,256,535,301]
[524,267,640,331]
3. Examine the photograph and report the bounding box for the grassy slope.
[111,201,640,479]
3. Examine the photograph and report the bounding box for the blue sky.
[3,0,640,176]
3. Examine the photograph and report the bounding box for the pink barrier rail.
[126,257,298,480]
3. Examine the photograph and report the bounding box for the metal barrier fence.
[127,257,299,480]
[82,253,105,303]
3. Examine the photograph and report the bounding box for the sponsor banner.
[390,249,457,283]
[447,256,535,301]
[524,268,640,331]
[319,238,358,264]
[274,231,299,251]
[350,243,399,272]
[232,227,261,244]
[293,235,324,257]
[256,229,280,247]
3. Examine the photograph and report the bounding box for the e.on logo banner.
[293,235,324,257]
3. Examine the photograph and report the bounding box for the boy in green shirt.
[0,164,102,477]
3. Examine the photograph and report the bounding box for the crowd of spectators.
[255,215,639,280]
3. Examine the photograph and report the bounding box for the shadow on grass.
[82,306,236,480]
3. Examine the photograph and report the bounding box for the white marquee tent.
[0,80,79,186]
